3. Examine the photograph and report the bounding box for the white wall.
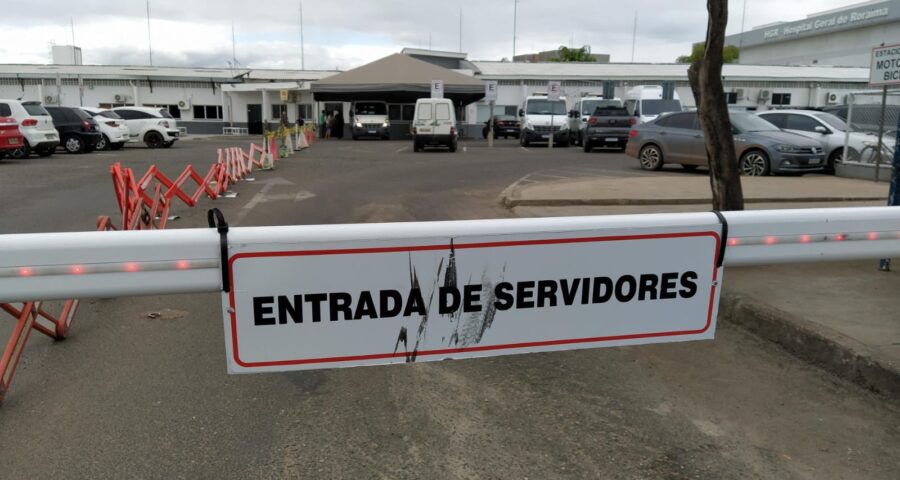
[739,23,900,67]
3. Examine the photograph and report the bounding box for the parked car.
[624,85,683,124]
[581,106,636,152]
[412,98,458,152]
[350,101,390,140]
[482,115,520,139]
[518,94,569,147]
[0,99,59,158]
[0,117,24,159]
[757,109,894,173]
[79,107,129,150]
[822,104,899,138]
[112,106,179,148]
[624,111,825,176]
[567,96,623,146]
[44,106,102,154]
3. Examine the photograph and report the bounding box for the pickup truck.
[582,107,636,153]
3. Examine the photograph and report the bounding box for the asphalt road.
[1,137,898,479]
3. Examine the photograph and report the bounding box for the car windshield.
[526,99,567,115]
[23,103,49,116]
[97,111,123,119]
[731,113,780,132]
[581,99,622,115]
[354,103,387,115]
[813,112,848,131]
[641,99,682,116]
[593,107,629,116]
[158,109,174,118]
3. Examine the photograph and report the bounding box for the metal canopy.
[311,53,485,104]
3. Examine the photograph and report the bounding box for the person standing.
[325,111,334,139]
[319,109,326,139]
[334,110,345,139]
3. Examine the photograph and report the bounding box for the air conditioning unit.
[114,94,130,103]
[177,99,191,110]
[826,92,840,104]
[43,95,57,104]
[758,90,771,101]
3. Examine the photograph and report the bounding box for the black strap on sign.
[208,208,231,292]
[711,210,729,268]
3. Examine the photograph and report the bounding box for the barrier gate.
[1,207,899,397]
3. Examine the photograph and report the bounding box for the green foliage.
[677,43,739,64]
[551,46,595,62]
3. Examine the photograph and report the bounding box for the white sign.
[870,43,900,86]
[548,81,561,100]
[431,79,444,98]
[485,81,498,102]
[221,224,723,373]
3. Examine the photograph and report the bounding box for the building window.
[771,93,792,105]
[193,105,223,120]
[297,104,312,120]
[143,104,181,119]
[725,92,738,104]
[271,104,287,120]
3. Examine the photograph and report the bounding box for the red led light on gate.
[800,234,811,243]
[19,267,33,277]
[70,265,84,275]
[727,238,740,246]
[176,260,190,270]
[764,236,777,245]
[124,262,140,273]
[868,232,878,241]
[834,234,846,242]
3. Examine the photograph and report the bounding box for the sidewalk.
[503,173,900,400]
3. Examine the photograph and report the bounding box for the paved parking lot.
[1,138,898,479]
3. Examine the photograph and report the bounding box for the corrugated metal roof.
[470,62,870,82]
[0,64,339,82]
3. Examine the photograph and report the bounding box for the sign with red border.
[870,43,900,86]
[222,228,722,373]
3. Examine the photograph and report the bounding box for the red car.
[0,117,24,159]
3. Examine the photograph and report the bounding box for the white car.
[112,106,180,148]
[0,99,59,158]
[757,109,894,173]
[79,107,129,151]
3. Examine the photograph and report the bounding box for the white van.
[412,98,458,152]
[567,96,623,146]
[350,101,390,140]
[518,94,569,147]
[625,85,682,124]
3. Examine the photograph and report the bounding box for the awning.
[222,81,310,93]
[311,53,485,104]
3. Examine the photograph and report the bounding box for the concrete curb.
[720,291,900,403]
[503,196,887,208]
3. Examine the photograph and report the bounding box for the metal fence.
[840,90,900,177]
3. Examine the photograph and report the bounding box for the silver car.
[624,111,826,176]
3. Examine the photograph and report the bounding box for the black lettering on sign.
[493,282,514,311]
[463,284,482,312]
[404,288,427,316]
[380,290,403,318]
[659,272,679,299]
[638,274,659,301]
[354,291,377,320]
[278,295,303,323]
[615,275,636,302]
[439,286,461,314]
[516,281,535,309]
[253,296,275,326]
[305,293,327,322]
[592,277,613,303]
[536,280,558,308]
[559,278,580,306]
[680,271,698,298]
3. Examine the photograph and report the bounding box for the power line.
[299,0,305,70]
[146,0,153,66]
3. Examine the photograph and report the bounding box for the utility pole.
[146,0,153,66]
[738,0,748,54]
[630,11,637,63]
[459,8,463,52]
[231,20,237,67]
[299,0,305,70]
[512,0,518,61]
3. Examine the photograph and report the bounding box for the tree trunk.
[688,0,744,211]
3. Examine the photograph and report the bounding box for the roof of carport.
[311,53,485,104]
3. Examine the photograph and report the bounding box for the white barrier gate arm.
[1,207,899,373]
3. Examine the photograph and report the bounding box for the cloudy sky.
[0,0,864,70]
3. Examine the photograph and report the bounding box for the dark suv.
[44,106,102,154]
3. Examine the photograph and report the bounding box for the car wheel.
[583,140,593,153]
[96,134,110,151]
[638,144,664,170]
[739,150,770,176]
[413,141,421,152]
[826,149,844,175]
[681,164,699,171]
[110,142,124,151]
[449,140,458,153]
[9,141,30,159]
[163,140,175,148]
[64,135,85,154]
[36,147,53,157]
[144,131,164,148]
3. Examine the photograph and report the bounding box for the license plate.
[46,134,56,139]
[605,137,619,142]
[419,128,431,133]
[542,134,550,139]
[8,138,19,145]
[809,157,821,164]
[368,130,376,134]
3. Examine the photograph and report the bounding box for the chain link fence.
[833,90,900,180]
